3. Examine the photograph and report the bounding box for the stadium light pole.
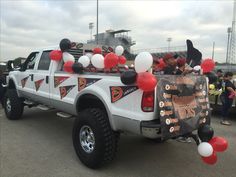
[89,22,94,41]
[226,27,232,64]
[96,0,99,45]
[212,41,215,60]
[167,37,172,52]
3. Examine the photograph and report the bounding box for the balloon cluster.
[49,39,127,74]
[90,45,126,70]
[120,52,157,92]
[197,125,228,165]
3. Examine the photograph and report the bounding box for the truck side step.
[37,105,50,111]
[56,112,72,118]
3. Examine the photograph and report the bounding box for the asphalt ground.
[0,106,236,177]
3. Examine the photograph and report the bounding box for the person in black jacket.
[220,72,236,125]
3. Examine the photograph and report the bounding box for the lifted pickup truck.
[3,46,211,168]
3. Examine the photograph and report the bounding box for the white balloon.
[134,52,153,73]
[63,52,75,62]
[85,53,93,59]
[78,55,90,68]
[91,54,104,69]
[194,65,201,71]
[115,45,124,56]
[197,142,213,157]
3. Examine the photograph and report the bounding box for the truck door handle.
[30,74,34,81]
[46,76,49,84]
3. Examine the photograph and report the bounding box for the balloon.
[119,56,127,65]
[209,84,215,90]
[124,65,129,70]
[201,59,215,73]
[49,50,62,61]
[155,58,166,71]
[202,151,217,165]
[63,61,74,73]
[72,62,83,74]
[198,125,214,142]
[85,53,93,59]
[135,52,153,73]
[91,54,104,69]
[93,47,102,54]
[63,52,75,62]
[60,38,71,52]
[197,142,213,157]
[193,65,201,71]
[137,72,157,91]
[115,45,124,56]
[104,52,119,69]
[120,71,137,85]
[205,72,217,84]
[78,56,90,67]
[209,137,228,152]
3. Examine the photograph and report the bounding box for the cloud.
[0,0,234,62]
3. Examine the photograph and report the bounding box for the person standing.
[220,72,236,125]
[214,69,224,105]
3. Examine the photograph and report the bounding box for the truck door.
[33,50,52,102]
[17,52,39,97]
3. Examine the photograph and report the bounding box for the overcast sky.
[0,0,235,62]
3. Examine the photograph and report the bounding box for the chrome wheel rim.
[6,98,11,112]
[80,125,95,153]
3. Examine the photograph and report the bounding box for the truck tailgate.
[156,75,210,139]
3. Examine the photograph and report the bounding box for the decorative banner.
[54,76,70,88]
[156,75,210,139]
[110,86,138,103]
[35,79,44,91]
[78,78,101,91]
[21,76,29,88]
[59,85,76,99]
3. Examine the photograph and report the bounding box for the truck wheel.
[73,108,119,169]
[3,89,24,120]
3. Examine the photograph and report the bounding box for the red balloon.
[137,72,157,91]
[201,58,215,73]
[63,61,74,73]
[202,151,217,165]
[119,56,127,65]
[209,136,228,152]
[104,52,119,69]
[93,47,102,54]
[155,58,166,71]
[49,50,62,61]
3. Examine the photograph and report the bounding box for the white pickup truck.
[3,46,211,168]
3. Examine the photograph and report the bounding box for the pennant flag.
[35,79,44,91]
[21,76,29,88]
[110,86,138,103]
[54,76,70,88]
[78,78,101,91]
[59,85,76,99]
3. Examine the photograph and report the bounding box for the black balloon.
[60,38,71,52]
[120,71,137,85]
[72,62,83,74]
[205,72,217,84]
[198,124,214,142]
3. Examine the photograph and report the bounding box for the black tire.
[3,89,24,120]
[73,108,119,169]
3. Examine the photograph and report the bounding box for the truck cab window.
[38,51,51,70]
[25,52,39,70]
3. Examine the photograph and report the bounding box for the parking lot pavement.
[0,106,236,177]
